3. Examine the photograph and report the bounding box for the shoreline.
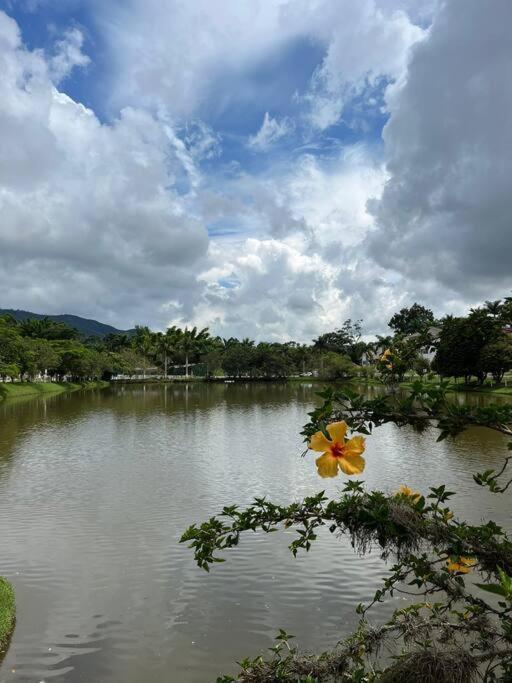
[5,377,508,399]
[0,380,109,403]
[0,578,15,663]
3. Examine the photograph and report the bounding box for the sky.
[0,0,511,340]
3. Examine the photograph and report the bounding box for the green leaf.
[474,583,507,597]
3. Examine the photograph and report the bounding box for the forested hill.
[0,309,133,338]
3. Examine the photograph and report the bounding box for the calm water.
[0,383,511,682]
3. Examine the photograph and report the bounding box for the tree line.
[0,297,511,383]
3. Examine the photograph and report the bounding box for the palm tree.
[485,300,502,318]
[132,325,154,378]
[178,327,210,377]
[295,343,311,375]
[155,326,181,377]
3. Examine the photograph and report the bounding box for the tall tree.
[155,326,181,377]
[178,327,210,378]
[388,303,435,335]
[132,326,154,378]
[434,309,502,384]
[313,319,362,356]
[479,338,512,383]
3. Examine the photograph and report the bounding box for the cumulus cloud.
[1,1,508,341]
[186,148,389,340]
[369,0,512,302]
[196,238,344,341]
[296,0,425,129]
[0,11,208,328]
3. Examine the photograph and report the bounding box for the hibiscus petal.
[309,430,332,452]
[343,435,365,458]
[339,454,365,475]
[326,421,348,443]
[315,453,339,478]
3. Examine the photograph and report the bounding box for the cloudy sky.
[1,0,510,340]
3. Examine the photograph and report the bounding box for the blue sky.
[4,1,100,103]
[0,0,510,339]
[5,1,389,154]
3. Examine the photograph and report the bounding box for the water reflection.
[0,383,510,682]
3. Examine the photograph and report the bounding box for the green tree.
[484,299,503,318]
[132,325,155,378]
[254,343,294,379]
[377,337,421,383]
[318,352,357,380]
[282,342,312,375]
[154,326,181,377]
[413,355,431,377]
[103,333,131,352]
[388,303,435,335]
[113,348,145,377]
[479,338,512,383]
[19,317,78,340]
[434,310,502,384]
[177,327,210,377]
[222,339,255,378]
[0,362,20,382]
[0,319,24,378]
[313,319,362,357]
[201,337,225,377]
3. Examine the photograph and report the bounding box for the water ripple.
[0,384,510,682]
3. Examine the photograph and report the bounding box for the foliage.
[19,316,78,340]
[433,310,505,384]
[181,380,512,681]
[318,352,358,381]
[0,314,144,384]
[479,339,512,383]
[313,319,363,362]
[0,577,15,657]
[388,303,435,336]
[376,338,422,383]
[2,295,511,386]
[177,326,211,376]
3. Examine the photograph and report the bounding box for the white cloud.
[186,146,391,340]
[97,0,299,117]
[49,27,90,83]
[96,0,426,127]
[0,11,208,328]
[297,0,425,129]
[0,7,415,342]
[195,238,344,342]
[248,112,293,151]
[369,0,512,303]
[282,148,386,249]
[2,1,508,341]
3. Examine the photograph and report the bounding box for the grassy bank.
[0,578,15,659]
[0,380,109,402]
[451,383,512,396]
[398,377,512,397]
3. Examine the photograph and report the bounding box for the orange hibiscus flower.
[395,484,422,503]
[309,421,365,478]
[446,557,476,574]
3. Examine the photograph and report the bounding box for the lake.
[0,382,511,682]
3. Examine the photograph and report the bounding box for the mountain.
[0,309,134,338]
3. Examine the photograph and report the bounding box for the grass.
[399,375,512,396]
[0,578,15,659]
[0,380,109,402]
